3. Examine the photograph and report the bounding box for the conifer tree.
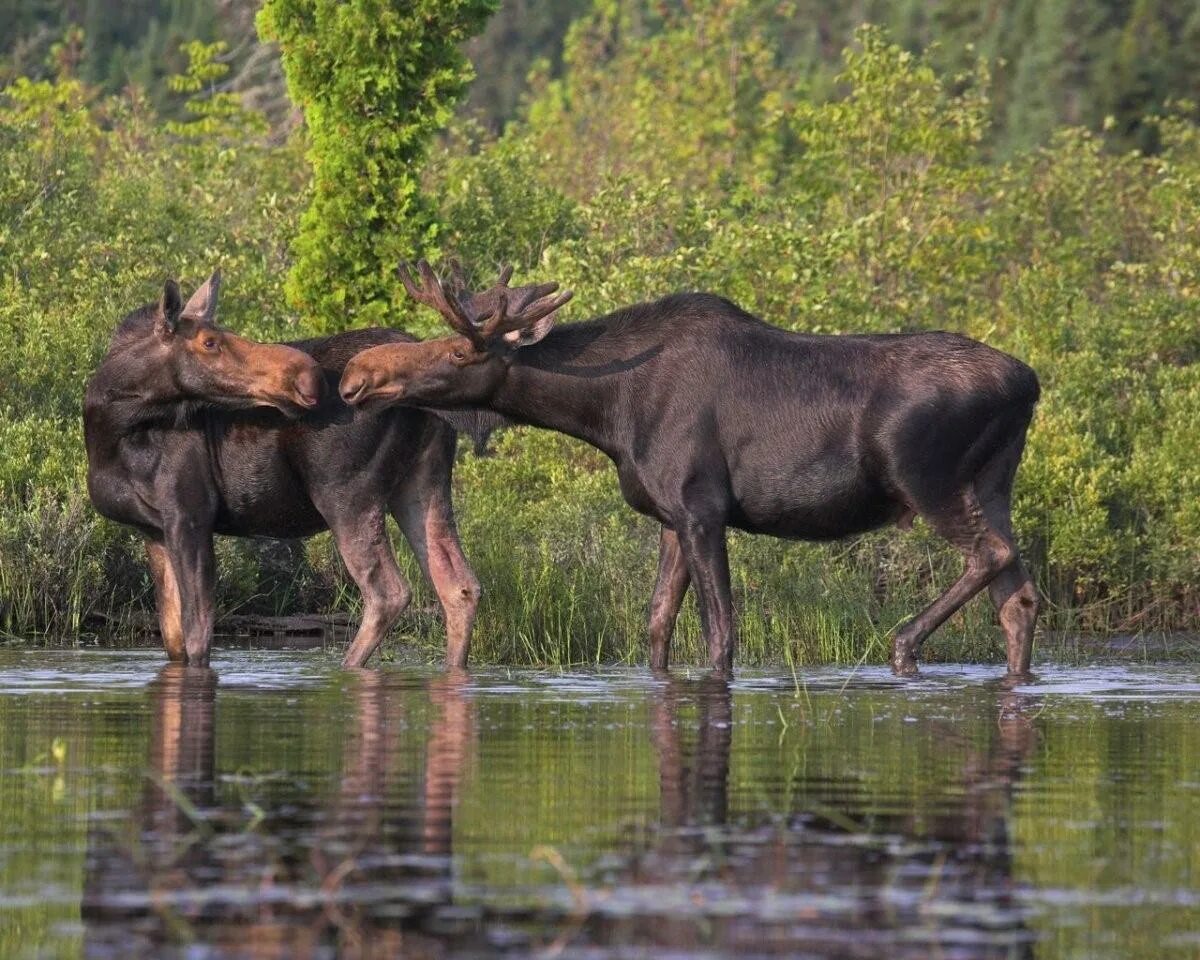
[258,0,497,330]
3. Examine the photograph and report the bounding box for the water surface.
[0,650,1197,958]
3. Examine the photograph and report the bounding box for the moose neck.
[85,339,197,449]
[487,324,629,459]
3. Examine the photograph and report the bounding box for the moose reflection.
[82,668,478,958]
[81,670,1039,957]
[564,676,1039,958]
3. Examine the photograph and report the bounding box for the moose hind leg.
[333,508,413,669]
[891,489,1016,676]
[393,490,481,670]
[989,561,1038,676]
[648,527,691,671]
[976,431,1039,677]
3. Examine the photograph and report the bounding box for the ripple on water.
[0,648,1196,959]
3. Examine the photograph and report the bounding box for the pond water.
[0,650,1197,959]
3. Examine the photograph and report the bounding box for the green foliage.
[165,41,267,141]
[256,0,498,331]
[456,0,1200,150]
[0,1,221,112]
[0,11,1197,660]
[460,0,592,131]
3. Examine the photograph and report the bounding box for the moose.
[340,263,1041,676]
[84,270,501,668]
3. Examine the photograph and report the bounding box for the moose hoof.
[890,645,920,677]
[1001,668,1035,688]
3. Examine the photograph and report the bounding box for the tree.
[257,0,497,330]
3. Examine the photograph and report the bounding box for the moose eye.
[202,336,220,353]
[450,347,468,362]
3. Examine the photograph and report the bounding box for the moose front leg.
[647,527,690,671]
[162,520,217,667]
[144,537,185,662]
[394,495,480,669]
[392,441,481,669]
[675,516,735,674]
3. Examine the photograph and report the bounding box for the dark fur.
[343,291,1042,676]
[85,305,487,669]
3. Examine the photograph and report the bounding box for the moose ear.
[502,314,556,348]
[181,269,221,323]
[156,279,183,337]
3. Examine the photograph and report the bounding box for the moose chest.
[87,430,219,533]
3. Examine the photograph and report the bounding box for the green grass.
[4,431,1196,668]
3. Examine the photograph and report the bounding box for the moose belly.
[214,461,327,538]
[215,490,327,538]
[728,458,900,541]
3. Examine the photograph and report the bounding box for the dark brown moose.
[340,263,1041,676]
[84,271,488,668]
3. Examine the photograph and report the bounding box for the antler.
[397,260,483,345]
[398,260,572,342]
[478,282,573,340]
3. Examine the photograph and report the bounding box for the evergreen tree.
[257,0,497,330]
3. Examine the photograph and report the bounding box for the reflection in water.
[80,669,1038,957]
[82,665,218,952]
[4,654,1193,959]
[82,666,478,958]
[571,677,1039,958]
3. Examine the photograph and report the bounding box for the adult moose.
[340,263,1041,676]
[84,271,493,668]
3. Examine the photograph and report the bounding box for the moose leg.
[891,489,1016,676]
[976,431,1039,677]
[989,562,1038,675]
[675,516,735,674]
[144,538,185,662]
[648,527,691,671]
[331,508,413,669]
[391,434,481,669]
[162,520,216,667]
[393,491,481,670]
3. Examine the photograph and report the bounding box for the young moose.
[340,263,1041,676]
[84,272,490,668]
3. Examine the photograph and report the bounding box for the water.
[1,650,1197,959]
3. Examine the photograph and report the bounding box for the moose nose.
[295,365,322,408]
[340,371,369,406]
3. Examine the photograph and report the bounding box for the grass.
[2,433,1196,667]
[3,502,1191,668]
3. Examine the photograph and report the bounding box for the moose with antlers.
[340,262,1041,676]
[84,270,513,668]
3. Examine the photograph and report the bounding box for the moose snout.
[339,368,375,406]
[294,364,322,408]
[340,348,409,407]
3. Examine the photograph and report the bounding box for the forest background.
[1,0,1197,665]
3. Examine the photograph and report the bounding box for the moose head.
[143,271,322,416]
[338,261,572,410]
